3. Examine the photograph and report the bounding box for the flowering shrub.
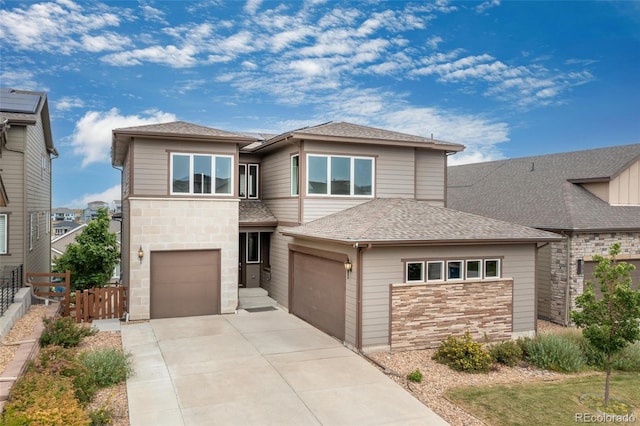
[489,340,523,367]
[433,332,493,373]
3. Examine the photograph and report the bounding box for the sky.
[1,0,639,208]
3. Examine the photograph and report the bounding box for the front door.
[239,232,270,288]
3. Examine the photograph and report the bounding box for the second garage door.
[291,251,346,341]
[150,249,220,319]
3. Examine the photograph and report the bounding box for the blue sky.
[1,0,638,208]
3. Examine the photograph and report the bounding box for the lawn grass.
[446,372,639,426]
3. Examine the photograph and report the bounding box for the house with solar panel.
[112,120,564,351]
[0,88,57,284]
[448,145,640,326]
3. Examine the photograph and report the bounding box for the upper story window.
[170,153,233,196]
[307,154,374,197]
[0,214,7,254]
[291,155,299,196]
[239,164,259,199]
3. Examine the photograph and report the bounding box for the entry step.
[239,287,269,297]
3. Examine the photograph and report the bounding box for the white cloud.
[69,184,122,208]
[101,44,199,67]
[475,0,500,14]
[140,4,167,23]
[81,32,131,52]
[244,0,263,15]
[55,96,85,111]
[70,108,177,167]
[426,36,443,50]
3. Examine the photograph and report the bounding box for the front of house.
[111,121,561,352]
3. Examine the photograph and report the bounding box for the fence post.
[64,270,71,317]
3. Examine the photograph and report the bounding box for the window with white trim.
[239,164,259,199]
[427,261,444,281]
[466,260,482,279]
[170,153,233,195]
[404,258,502,283]
[307,154,374,196]
[406,261,424,282]
[0,214,7,254]
[485,259,500,278]
[291,154,299,196]
[29,213,35,250]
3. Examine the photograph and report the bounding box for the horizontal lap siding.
[361,244,536,349]
[261,147,299,223]
[132,139,237,196]
[536,243,552,320]
[415,149,445,204]
[1,127,26,269]
[263,231,291,307]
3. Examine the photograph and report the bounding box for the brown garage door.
[150,249,220,319]
[584,259,640,299]
[291,251,346,341]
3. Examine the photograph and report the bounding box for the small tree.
[571,243,640,405]
[53,208,119,291]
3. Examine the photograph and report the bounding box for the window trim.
[29,213,35,251]
[426,261,445,282]
[246,232,261,263]
[466,259,482,280]
[291,154,299,196]
[306,154,374,197]
[0,214,7,254]
[248,164,259,199]
[446,260,464,281]
[170,153,234,196]
[406,261,425,282]
[239,164,247,198]
[484,259,501,279]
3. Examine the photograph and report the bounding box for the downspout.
[355,243,372,351]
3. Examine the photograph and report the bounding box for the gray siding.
[1,120,52,275]
[132,139,237,196]
[260,229,291,307]
[361,244,537,349]
[415,149,445,204]
[261,146,299,222]
[536,243,552,321]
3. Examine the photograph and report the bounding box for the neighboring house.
[111,121,560,351]
[448,144,640,326]
[51,220,121,283]
[0,88,57,281]
[52,220,82,237]
[82,201,109,223]
[51,207,77,222]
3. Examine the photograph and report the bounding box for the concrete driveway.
[121,309,448,426]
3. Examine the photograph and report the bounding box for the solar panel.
[0,88,41,114]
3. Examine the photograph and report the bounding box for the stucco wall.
[390,279,513,350]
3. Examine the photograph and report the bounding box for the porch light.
[138,246,144,264]
[344,257,352,278]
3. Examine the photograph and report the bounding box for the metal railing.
[0,264,24,316]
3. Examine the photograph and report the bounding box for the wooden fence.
[26,271,127,323]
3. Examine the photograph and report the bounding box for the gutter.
[563,231,572,326]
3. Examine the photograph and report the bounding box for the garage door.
[291,251,346,341]
[150,249,220,319]
[584,259,640,299]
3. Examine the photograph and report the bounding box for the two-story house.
[0,88,57,281]
[112,121,560,352]
[51,207,77,222]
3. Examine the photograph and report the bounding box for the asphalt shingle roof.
[281,198,561,244]
[448,144,640,231]
[114,121,256,139]
[239,200,277,226]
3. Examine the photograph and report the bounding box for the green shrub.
[610,341,640,372]
[79,347,132,388]
[433,332,493,373]
[39,317,97,348]
[406,369,423,383]
[489,340,523,367]
[2,371,91,426]
[520,333,586,372]
[34,345,97,405]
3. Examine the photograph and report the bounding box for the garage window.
[427,261,444,281]
[466,260,482,279]
[406,261,424,282]
[404,257,502,283]
[485,259,501,278]
[171,153,233,195]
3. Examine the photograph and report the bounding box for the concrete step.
[238,295,278,310]
[239,287,269,298]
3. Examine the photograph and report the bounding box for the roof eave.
[290,132,464,152]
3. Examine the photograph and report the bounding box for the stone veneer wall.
[548,232,640,325]
[127,198,239,320]
[390,279,513,350]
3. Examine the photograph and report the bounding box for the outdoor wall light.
[344,257,352,278]
[138,246,144,264]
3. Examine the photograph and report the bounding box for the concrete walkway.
[121,309,448,426]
